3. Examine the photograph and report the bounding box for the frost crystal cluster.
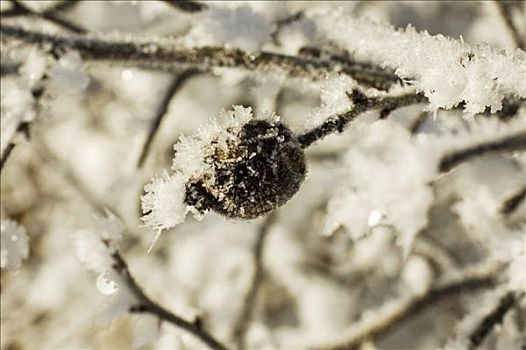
[313,7,526,114]
[1,2,525,350]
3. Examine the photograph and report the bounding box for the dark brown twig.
[0,24,401,90]
[271,11,305,45]
[493,0,525,50]
[137,68,201,168]
[110,249,231,350]
[162,0,208,13]
[232,214,276,350]
[468,291,523,350]
[2,0,85,33]
[0,83,46,173]
[0,61,22,76]
[0,122,29,172]
[500,184,526,215]
[298,90,427,148]
[439,131,526,173]
[410,111,429,135]
[311,262,498,350]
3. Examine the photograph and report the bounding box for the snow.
[47,51,90,92]
[185,4,272,51]
[1,2,525,349]
[142,105,260,232]
[313,8,526,115]
[323,120,437,254]
[72,211,124,273]
[140,171,188,232]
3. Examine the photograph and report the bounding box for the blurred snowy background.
[1,1,525,350]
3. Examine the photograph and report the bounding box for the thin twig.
[0,61,21,76]
[298,90,427,148]
[162,0,208,13]
[410,111,429,135]
[439,131,526,173]
[0,83,45,173]
[492,0,525,50]
[500,184,526,215]
[0,24,401,90]
[0,122,29,172]
[110,249,231,350]
[2,0,85,33]
[298,45,403,88]
[468,291,523,350]
[271,11,305,45]
[137,68,201,168]
[232,214,276,350]
[311,262,499,350]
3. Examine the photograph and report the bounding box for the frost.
[1,218,29,270]
[47,51,90,92]
[2,2,526,349]
[140,171,188,232]
[324,120,437,254]
[313,8,526,114]
[401,256,433,296]
[185,4,271,51]
[305,75,356,129]
[19,49,48,86]
[172,105,254,180]
[72,211,124,273]
[142,105,259,232]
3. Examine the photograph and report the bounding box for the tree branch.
[439,131,526,173]
[468,291,523,350]
[297,90,427,148]
[110,249,231,350]
[0,84,45,173]
[0,122,29,172]
[137,68,201,168]
[2,0,85,34]
[0,24,401,90]
[161,0,208,13]
[232,214,276,350]
[492,0,525,50]
[271,11,305,46]
[500,184,526,216]
[311,262,499,350]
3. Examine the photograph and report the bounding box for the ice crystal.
[314,8,526,114]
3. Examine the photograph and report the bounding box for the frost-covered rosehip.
[141,106,306,232]
[186,118,306,219]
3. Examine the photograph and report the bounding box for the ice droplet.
[121,69,133,81]
[96,272,118,295]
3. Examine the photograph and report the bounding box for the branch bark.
[0,24,401,90]
[439,131,526,173]
[2,0,85,33]
[468,291,523,350]
[297,90,427,148]
[310,262,499,350]
[232,214,276,350]
[137,68,201,168]
[110,249,232,350]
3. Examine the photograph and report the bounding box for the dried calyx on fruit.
[141,106,306,232]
